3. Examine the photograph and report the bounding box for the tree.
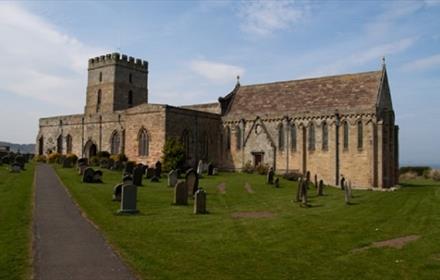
[162,138,185,171]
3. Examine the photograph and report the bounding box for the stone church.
[37,53,398,188]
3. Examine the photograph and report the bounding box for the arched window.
[57,135,63,154]
[308,123,315,151]
[357,121,363,149]
[226,126,231,150]
[138,129,149,156]
[236,126,242,150]
[322,122,328,151]
[128,90,133,107]
[110,131,120,155]
[290,124,297,152]
[39,136,44,155]
[66,135,73,154]
[343,121,349,150]
[129,73,133,83]
[97,89,102,112]
[181,129,191,159]
[99,72,102,82]
[278,123,284,151]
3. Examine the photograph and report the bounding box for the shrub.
[47,152,61,164]
[283,171,302,181]
[90,156,100,166]
[242,161,255,173]
[256,163,270,175]
[34,155,47,163]
[430,169,440,181]
[66,153,78,164]
[162,138,185,172]
[97,151,111,158]
[399,166,431,176]
[399,171,417,181]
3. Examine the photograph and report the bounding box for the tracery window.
[138,129,149,156]
[110,131,120,155]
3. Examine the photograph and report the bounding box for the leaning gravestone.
[112,183,123,201]
[123,161,135,176]
[155,161,162,178]
[267,167,274,184]
[82,167,95,183]
[317,179,324,196]
[207,163,214,176]
[119,184,139,214]
[132,166,144,186]
[197,160,203,177]
[194,188,207,214]
[146,167,155,179]
[168,170,178,187]
[185,169,199,196]
[174,181,188,205]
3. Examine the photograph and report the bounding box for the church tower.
[84,53,149,115]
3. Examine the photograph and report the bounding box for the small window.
[343,121,349,150]
[322,122,328,151]
[97,89,102,112]
[308,124,315,151]
[278,123,284,151]
[290,124,297,152]
[129,73,133,83]
[357,121,363,150]
[128,90,133,107]
[99,72,102,82]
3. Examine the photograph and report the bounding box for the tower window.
[128,90,133,107]
[99,72,102,82]
[129,73,133,83]
[322,122,328,151]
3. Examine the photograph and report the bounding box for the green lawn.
[0,163,34,280]
[55,166,440,280]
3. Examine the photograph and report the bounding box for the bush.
[47,152,61,164]
[429,169,440,181]
[162,138,185,172]
[34,155,47,163]
[399,171,417,181]
[399,166,431,176]
[283,171,302,181]
[110,154,128,162]
[256,163,270,175]
[97,151,111,158]
[66,153,78,164]
[242,161,255,173]
[90,156,100,166]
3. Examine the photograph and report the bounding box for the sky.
[0,0,439,166]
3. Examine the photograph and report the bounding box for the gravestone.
[267,167,274,184]
[344,182,350,204]
[62,157,71,168]
[10,163,21,173]
[155,161,162,178]
[119,184,139,214]
[301,180,308,206]
[112,183,123,201]
[174,180,188,205]
[123,175,133,185]
[212,168,218,175]
[168,170,178,187]
[194,188,207,214]
[78,165,87,176]
[123,161,135,176]
[141,164,148,175]
[107,158,115,169]
[317,180,324,196]
[274,177,280,188]
[296,177,302,202]
[348,181,353,198]
[185,169,199,196]
[82,167,95,183]
[197,160,203,177]
[314,174,318,189]
[93,170,103,183]
[14,155,25,170]
[340,176,346,190]
[306,171,311,182]
[112,160,123,171]
[146,167,155,179]
[150,176,160,183]
[132,166,144,186]
[77,158,88,166]
[207,163,214,176]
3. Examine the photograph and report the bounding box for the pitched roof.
[224,69,384,119]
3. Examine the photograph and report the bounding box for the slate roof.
[224,69,384,119]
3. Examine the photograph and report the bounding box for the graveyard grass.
[55,166,440,280]
[0,163,34,280]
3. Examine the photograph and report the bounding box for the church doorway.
[252,152,264,167]
[84,140,97,158]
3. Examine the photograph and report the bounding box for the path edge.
[51,165,142,280]
[30,162,37,280]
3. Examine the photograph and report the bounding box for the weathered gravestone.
[174,181,188,205]
[155,161,162,178]
[317,179,324,196]
[296,177,302,202]
[14,155,25,170]
[274,177,280,188]
[348,181,353,198]
[267,167,274,184]
[123,161,135,176]
[118,184,139,214]
[314,174,318,189]
[10,163,21,173]
[344,182,350,204]
[82,167,95,183]
[207,163,214,176]
[77,158,88,175]
[340,176,346,190]
[194,188,207,214]
[112,183,123,201]
[212,168,218,175]
[93,170,103,183]
[301,180,308,207]
[100,158,111,169]
[145,167,155,179]
[197,160,203,177]
[185,169,199,196]
[132,166,144,186]
[168,170,178,187]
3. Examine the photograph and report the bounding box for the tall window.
[226,126,231,150]
[128,91,133,107]
[236,126,241,150]
[308,123,315,151]
[129,73,133,83]
[138,129,149,156]
[99,72,102,82]
[290,124,297,152]
[66,135,73,154]
[97,89,102,112]
[181,129,191,159]
[322,122,328,151]
[278,123,284,151]
[111,131,120,155]
[357,121,363,149]
[57,135,63,154]
[343,121,349,150]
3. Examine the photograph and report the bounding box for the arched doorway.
[84,140,97,158]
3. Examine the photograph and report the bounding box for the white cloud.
[0,2,104,110]
[238,0,306,36]
[189,59,244,84]
[402,54,440,71]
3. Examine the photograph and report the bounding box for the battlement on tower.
[88,53,148,71]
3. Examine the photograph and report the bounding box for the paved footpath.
[34,164,137,280]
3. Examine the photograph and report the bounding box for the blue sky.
[0,0,439,166]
